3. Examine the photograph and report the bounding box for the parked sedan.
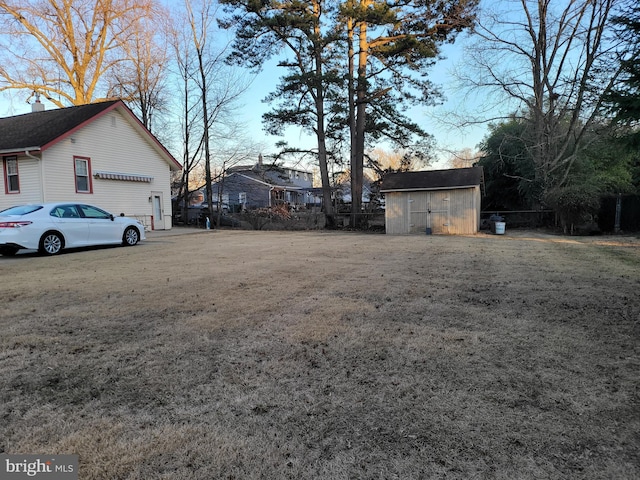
[0,203,146,256]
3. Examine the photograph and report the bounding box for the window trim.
[3,156,20,194]
[74,156,93,194]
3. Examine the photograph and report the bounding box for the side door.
[408,192,429,234]
[49,204,90,247]
[78,204,121,245]
[151,191,164,230]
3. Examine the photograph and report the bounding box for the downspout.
[25,150,44,202]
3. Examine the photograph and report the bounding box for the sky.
[0,16,487,172]
[232,31,487,170]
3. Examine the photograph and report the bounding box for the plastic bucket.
[494,221,505,235]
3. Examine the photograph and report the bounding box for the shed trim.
[380,184,478,193]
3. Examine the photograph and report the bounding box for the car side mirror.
[110,214,115,221]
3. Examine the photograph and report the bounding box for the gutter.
[0,147,41,156]
[24,149,40,161]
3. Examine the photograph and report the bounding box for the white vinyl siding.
[35,110,174,229]
[0,156,42,206]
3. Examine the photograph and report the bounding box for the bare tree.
[446,147,481,169]
[107,2,172,133]
[170,0,251,226]
[0,0,161,106]
[459,0,626,200]
[170,14,204,224]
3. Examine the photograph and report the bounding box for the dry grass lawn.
[1,229,639,479]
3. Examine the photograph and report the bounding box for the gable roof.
[0,100,181,170]
[231,171,304,190]
[224,166,308,190]
[380,167,483,192]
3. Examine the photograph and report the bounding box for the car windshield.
[0,205,43,216]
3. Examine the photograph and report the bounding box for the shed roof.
[380,167,483,192]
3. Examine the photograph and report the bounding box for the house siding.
[1,109,174,229]
[0,155,42,205]
[216,174,271,209]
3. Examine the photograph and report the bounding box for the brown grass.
[1,229,639,479]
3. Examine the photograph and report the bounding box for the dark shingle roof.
[0,100,119,152]
[380,167,483,192]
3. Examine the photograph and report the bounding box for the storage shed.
[380,167,483,235]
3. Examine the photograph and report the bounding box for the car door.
[78,204,121,245]
[49,204,90,247]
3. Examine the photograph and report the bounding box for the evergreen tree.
[606,2,640,142]
[220,0,477,228]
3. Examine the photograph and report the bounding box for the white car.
[0,203,146,256]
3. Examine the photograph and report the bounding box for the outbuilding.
[380,167,483,235]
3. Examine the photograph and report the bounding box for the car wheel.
[39,232,64,255]
[123,226,140,246]
[0,246,19,256]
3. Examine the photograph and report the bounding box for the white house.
[0,99,181,230]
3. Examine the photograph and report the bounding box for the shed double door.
[408,191,450,234]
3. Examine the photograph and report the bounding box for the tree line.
[0,0,637,231]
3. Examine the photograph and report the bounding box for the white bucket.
[494,221,506,235]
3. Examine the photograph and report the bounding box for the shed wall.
[385,186,480,235]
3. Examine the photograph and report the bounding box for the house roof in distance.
[380,167,483,192]
[0,99,181,170]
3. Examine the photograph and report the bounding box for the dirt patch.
[1,230,639,479]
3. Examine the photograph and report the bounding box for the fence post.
[614,193,622,233]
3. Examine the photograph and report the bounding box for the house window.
[222,193,229,204]
[3,157,19,193]
[239,192,247,205]
[74,156,92,193]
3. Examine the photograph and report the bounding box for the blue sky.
[234,31,487,169]
[0,20,487,170]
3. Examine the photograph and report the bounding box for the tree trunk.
[197,49,214,229]
[352,12,368,228]
[312,0,335,228]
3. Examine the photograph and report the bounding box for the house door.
[151,191,164,230]
[408,192,450,234]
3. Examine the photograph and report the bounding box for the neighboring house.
[0,99,181,230]
[380,167,483,235]
[210,157,319,211]
[335,175,374,205]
